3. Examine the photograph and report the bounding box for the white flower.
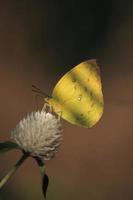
[11,111,63,160]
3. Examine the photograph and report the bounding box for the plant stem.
[0,153,28,189]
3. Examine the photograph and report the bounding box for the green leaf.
[35,158,49,199]
[42,173,49,199]
[0,141,20,153]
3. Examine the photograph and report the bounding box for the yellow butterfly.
[33,59,104,128]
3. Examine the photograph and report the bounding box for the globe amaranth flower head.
[11,111,63,160]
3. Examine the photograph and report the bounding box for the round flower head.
[11,111,63,160]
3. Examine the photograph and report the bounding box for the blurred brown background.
[0,1,133,199]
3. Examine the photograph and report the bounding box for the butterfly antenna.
[32,85,50,98]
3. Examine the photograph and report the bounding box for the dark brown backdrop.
[0,1,133,200]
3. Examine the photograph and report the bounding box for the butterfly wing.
[48,59,104,128]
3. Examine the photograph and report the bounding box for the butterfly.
[33,59,104,128]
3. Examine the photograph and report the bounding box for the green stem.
[0,153,28,189]
[35,157,45,179]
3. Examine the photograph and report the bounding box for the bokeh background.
[0,1,133,199]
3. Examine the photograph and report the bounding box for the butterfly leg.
[56,110,62,121]
[42,103,53,113]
